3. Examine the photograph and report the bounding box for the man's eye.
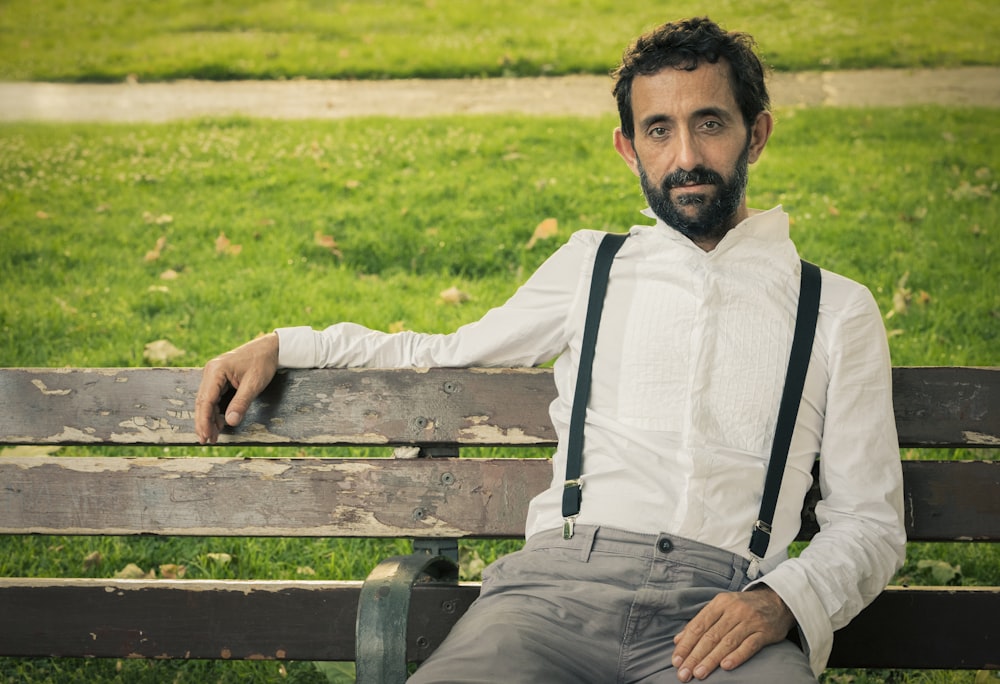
[649,127,668,137]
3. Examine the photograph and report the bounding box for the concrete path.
[1,67,997,122]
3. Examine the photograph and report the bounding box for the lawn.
[1,0,997,82]
[1,106,997,682]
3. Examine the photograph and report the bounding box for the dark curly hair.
[612,17,770,140]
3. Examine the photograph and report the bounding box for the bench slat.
[1,367,996,447]
[0,579,995,669]
[0,367,558,447]
[2,457,997,541]
[0,457,548,538]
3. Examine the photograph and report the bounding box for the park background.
[1,1,997,682]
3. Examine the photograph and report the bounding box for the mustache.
[661,166,725,191]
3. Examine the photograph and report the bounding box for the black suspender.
[747,259,821,576]
[560,233,822,579]
[561,232,628,539]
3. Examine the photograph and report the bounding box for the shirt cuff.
[275,326,318,368]
[752,563,832,677]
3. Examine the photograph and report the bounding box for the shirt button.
[658,538,673,553]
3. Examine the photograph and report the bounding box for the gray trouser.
[408,525,815,683]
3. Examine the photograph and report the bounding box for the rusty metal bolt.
[442,380,461,394]
[412,507,427,521]
[441,472,455,486]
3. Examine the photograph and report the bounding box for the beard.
[638,143,751,246]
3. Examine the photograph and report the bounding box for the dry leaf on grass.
[887,272,932,319]
[525,217,558,249]
[144,236,167,262]
[440,286,470,304]
[142,212,173,225]
[206,552,232,566]
[83,551,102,570]
[115,563,155,580]
[314,231,343,257]
[159,564,186,579]
[143,339,185,365]
[890,272,911,317]
[215,232,242,256]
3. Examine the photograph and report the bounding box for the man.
[196,17,905,682]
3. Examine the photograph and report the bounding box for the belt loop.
[579,525,597,562]
[731,553,750,591]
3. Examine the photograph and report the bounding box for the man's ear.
[613,128,641,177]
[747,111,774,164]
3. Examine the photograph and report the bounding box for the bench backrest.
[1,366,998,542]
[1,366,998,670]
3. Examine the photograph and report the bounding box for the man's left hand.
[672,585,795,681]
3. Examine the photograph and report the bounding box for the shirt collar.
[635,205,792,255]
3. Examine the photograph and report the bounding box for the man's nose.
[674,129,703,170]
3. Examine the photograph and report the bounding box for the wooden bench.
[1,366,997,681]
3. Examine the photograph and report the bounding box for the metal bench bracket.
[356,553,458,684]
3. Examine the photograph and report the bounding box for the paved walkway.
[1,67,998,122]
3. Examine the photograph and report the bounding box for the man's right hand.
[195,332,279,444]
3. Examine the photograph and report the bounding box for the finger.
[718,632,766,671]
[224,377,258,427]
[194,362,230,444]
[673,596,745,681]
[688,626,756,680]
[672,596,723,659]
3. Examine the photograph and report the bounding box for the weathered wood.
[0,367,558,447]
[828,586,1000,669]
[0,365,997,671]
[0,457,549,538]
[1,366,997,447]
[797,459,1000,542]
[891,366,1000,447]
[0,579,996,669]
[3,457,997,541]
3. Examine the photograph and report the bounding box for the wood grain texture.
[1,365,996,669]
[0,367,558,446]
[1,367,996,446]
[2,457,996,541]
[0,457,549,537]
[0,579,995,669]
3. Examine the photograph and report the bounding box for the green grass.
[1,108,997,682]
[0,0,997,82]
[1,110,996,367]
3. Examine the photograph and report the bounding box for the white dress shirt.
[276,206,906,675]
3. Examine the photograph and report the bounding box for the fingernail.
[226,411,241,425]
[672,655,683,667]
[678,668,691,682]
[694,666,707,679]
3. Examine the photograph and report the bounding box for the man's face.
[613,60,772,250]
[637,141,750,247]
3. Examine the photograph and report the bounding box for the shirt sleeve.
[274,232,596,369]
[755,282,907,676]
